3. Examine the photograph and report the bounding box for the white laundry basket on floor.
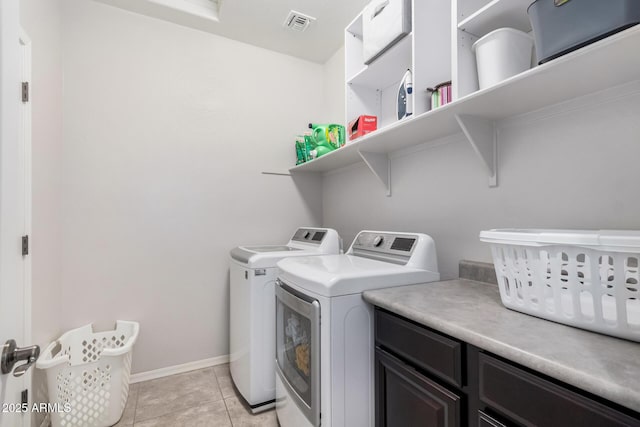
[36,321,139,427]
[480,229,640,342]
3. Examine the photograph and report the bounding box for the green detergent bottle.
[304,132,332,159]
[309,123,346,150]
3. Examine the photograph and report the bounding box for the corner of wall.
[322,45,346,125]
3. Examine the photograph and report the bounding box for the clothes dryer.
[275,231,439,426]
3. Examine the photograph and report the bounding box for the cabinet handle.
[372,1,389,18]
[479,411,507,427]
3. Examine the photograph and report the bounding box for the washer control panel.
[291,228,327,244]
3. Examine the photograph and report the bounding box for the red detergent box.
[348,115,377,141]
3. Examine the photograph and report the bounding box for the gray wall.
[323,82,640,279]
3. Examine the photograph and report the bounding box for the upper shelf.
[290,25,640,174]
[347,33,413,90]
[458,0,532,37]
[346,11,363,37]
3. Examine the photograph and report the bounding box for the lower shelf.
[290,113,498,195]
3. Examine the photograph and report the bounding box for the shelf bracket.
[358,151,391,196]
[455,114,497,187]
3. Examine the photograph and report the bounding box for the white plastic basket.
[36,321,140,427]
[480,229,640,342]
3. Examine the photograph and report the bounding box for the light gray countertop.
[363,279,640,413]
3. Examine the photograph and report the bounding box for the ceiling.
[95,0,371,63]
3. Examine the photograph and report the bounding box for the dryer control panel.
[350,231,419,265]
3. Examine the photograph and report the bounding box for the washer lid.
[242,245,300,253]
[277,254,440,297]
[230,246,319,268]
[230,228,342,268]
[230,246,300,265]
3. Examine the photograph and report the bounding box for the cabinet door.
[479,353,640,427]
[376,348,461,427]
[376,309,463,388]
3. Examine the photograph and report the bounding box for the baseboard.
[130,355,230,383]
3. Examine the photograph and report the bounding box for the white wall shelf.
[347,33,413,90]
[458,0,532,37]
[291,25,640,194]
[345,0,451,135]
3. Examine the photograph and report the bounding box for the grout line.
[132,411,170,426]
[132,367,227,424]
[133,396,224,425]
[130,365,275,427]
[213,364,237,400]
[210,365,226,403]
[131,386,140,426]
[132,383,142,425]
[222,397,236,427]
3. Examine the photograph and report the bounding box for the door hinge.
[21,82,29,103]
[22,235,29,256]
[21,389,28,406]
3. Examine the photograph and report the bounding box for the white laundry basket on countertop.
[36,321,139,427]
[480,229,640,342]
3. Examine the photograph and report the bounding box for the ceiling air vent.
[284,10,316,32]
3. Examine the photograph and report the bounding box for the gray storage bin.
[528,0,640,64]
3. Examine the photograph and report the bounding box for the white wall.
[322,46,346,124]
[60,0,324,373]
[323,82,640,279]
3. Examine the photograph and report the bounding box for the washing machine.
[229,227,341,413]
[274,231,440,427]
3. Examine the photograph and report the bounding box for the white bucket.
[472,28,533,90]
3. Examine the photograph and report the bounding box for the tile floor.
[115,364,279,426]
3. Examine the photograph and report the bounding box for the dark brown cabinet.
[479,353,639,427]
[478,411,506,427]
[376,309,463,388]
[376,348,461,427]
[374,307,640,427]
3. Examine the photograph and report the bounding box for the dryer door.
[275,279,320,426]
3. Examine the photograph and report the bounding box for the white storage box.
[472,28,533,90]
[362,0,411,65]
[480,229,640,342]
[36,321,140,427]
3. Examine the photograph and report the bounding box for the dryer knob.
[373,236,384,247]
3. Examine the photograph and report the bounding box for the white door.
[0,1,36,426]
